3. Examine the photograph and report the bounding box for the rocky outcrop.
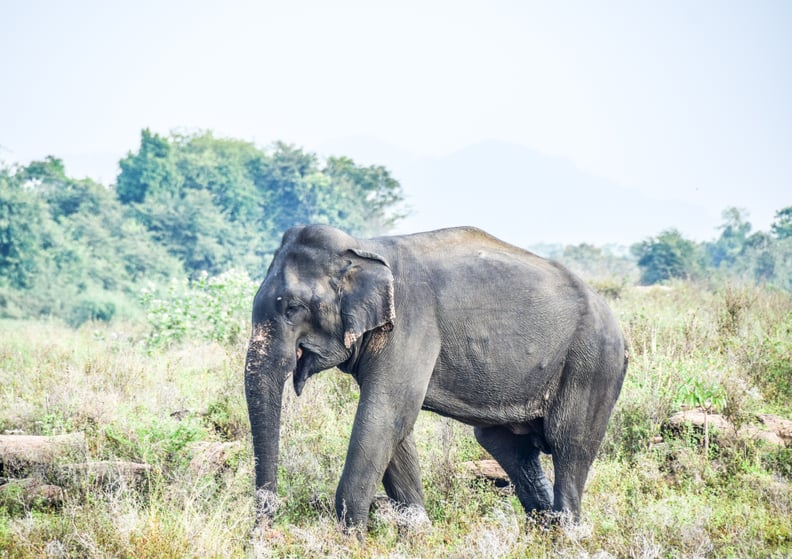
[0,433,87,476]
[662,410,791,447]
[460,459,510,486]
[0,477,65,510]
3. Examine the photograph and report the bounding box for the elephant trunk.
[244,322,285,524]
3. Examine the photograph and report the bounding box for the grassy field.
[1,282,791,558]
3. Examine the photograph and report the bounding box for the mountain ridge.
[320,136,715,247]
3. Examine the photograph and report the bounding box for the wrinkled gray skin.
[245,224,627,531]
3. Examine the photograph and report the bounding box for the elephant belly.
[421,358,557,428]
[420,317,568,427]
[422,381,548,425]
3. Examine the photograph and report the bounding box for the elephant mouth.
[293,344,310,396]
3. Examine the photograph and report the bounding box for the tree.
[771,206,792,240]
[172,131,262,222]
[1,130,408,321]
[632,229,701,285]
[1,157,183,321]
[134,188,237,276]
[324,156,405,236]
[116,132,407,278]
[252,142,318,239]
[707,207,752,268]
[21,156,113,222]
[0,168,49,289]
[116,129,182,204]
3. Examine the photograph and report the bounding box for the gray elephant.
[244,224,627,532]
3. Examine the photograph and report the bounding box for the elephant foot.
[338,519,368,542]
[525,509,578,533]
[254,488,280,528]
[373,499,431,534]
[396,503,431,533]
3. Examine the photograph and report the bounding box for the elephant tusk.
[296,346,303,361]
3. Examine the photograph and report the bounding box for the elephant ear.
[339,248,395,349]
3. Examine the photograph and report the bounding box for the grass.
[1,281,791,558]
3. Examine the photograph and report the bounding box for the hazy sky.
[1,0,790,242]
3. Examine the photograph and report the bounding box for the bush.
[601,402,655,461]
[67,289,137,327]
[590,278,627,300]
[743,313,792,412]
[102,415,207,472]
[761,447,792,480]
[204,398,247,441]
[140,269,256,349]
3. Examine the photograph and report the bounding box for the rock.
[740,424,785,447]
[662,410,791,448]
[0,434,153,489]
[460,459,510,484]
[663,410,735,437]
[0,433,87,476]
[0,478,64,510]
[757,414,792,446]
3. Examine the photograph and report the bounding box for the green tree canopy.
[632,229,702,285]
[116,131,406,278]
[771,206,792,240]
[707,207,752,268]
[2,130,407,322]
[0,167,49,289]
[0,157,181,322]
[117,129,182,204]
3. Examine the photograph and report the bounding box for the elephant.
[244,224,628,532]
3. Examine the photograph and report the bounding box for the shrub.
[102,415,207,472]
[601,401,655,461]
[69,298,116,326]
[761,447,792,480]
[716,285,755,342]
[590,278,626,300]
[140,269,256,349]
[204,398,247,441]
[744,314,792,412]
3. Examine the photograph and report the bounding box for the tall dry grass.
[1,282,791,558]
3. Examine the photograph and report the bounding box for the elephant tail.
[622,337,630,378]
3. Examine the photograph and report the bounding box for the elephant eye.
[284,302,304,321]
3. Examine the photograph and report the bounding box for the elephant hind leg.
[474,426,553,514]
[381,432,430,531]
[544,356,623,520]
[549,449,591,520]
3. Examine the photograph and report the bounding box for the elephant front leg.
[334,391,424,531]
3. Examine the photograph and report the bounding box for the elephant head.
[244,224,395,524]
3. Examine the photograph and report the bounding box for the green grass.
[1,281,791,558]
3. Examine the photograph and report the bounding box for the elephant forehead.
[282,265,330,298]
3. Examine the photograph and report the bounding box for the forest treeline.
[556,206,792,291]
[0,130,403,323]
[1,128,791,325]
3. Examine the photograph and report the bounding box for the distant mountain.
[319,137,715,247]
